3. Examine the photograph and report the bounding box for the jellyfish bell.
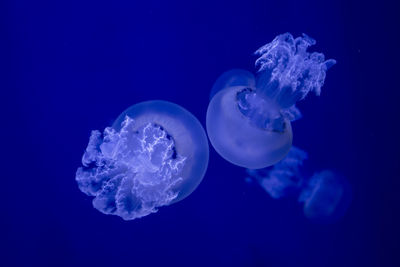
[207,84,292,169]
[76,100,209,220]
[112,100,209,203]
[208,69,292,169]
[300,171,352,223]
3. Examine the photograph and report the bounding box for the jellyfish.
[75,100,209,220]
[247,146,351,223]
[298,171,352,223]
[207,33,336,169]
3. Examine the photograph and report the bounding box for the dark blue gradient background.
[1,1,399,266]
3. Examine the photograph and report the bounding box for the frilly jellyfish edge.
[76,101,209,220]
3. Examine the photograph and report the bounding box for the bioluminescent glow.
[207,33,335,169]
[76,101,209,220]
[247,147,351,223]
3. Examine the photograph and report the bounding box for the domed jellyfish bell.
[111,101,210,203]
[206,68,292,169]
[75,101,209,220]
[299,171,352,223]
[206,33,335,169]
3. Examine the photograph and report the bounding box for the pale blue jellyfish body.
[247,147,351,223]
[299,171,352,223]
[76,101,209,220]
[207,33,336,169]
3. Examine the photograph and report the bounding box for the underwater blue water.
[2,0,399,266]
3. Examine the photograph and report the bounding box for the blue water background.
[2,0,399,266]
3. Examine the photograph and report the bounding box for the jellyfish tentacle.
[254,33,336,123]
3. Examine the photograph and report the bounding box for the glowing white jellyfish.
[75,100,209,220]
[207,33,336,169]
[247,147,351,223]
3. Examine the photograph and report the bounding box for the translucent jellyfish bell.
[207,33,335,169]
[75,100,209,220]
[207,83,293,169]
[299,171,352,223]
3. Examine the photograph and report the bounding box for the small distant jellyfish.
[247,147,351,223]
[207,33,336,169]
[299,171,352,223]
[75,101,209,220]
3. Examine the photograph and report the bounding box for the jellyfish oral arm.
[254,33,336,119]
